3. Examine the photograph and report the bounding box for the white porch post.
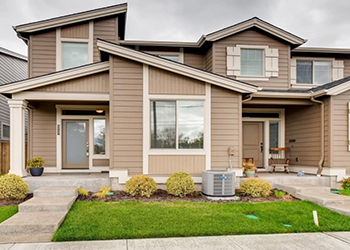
[8,99,28,177]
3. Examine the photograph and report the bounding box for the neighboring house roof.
[0,47,27,85]
[14,3,127,42]
[293,47,350,54]
[0,61,108,94]
[97,39,259,93]
[120,17,307,48]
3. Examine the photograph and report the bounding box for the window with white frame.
[150,100,204,149]
[62,42,88,70]
[297,60,331,85]
[159,55,180,62]
[227,45,278,79]
[241,49,264,76]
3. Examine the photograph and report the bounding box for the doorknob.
[260,142,264,153]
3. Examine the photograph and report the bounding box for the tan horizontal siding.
[111,56,143,175]
[204,47,213,71]
[184,53,204,70]
[61,22,89,39]
[331,92,350,172]
[93,159,109,167]
[149,67,205,95]
[285,105,321,167]
[148,155,205,175]
[32,102,56,167]
[324,98,330,168]
[213,29,290,90]
[32,72,109,93]
[342,58,350,78]
[94,17,118,62]
[30,31,56,77]
[211,86,241,170]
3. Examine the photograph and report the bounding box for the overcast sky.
[1,0,350,56]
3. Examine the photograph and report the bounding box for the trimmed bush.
[125,175,157,198]
[166,172,195,197]
[0,174,29,200]
[240,178,271,198]
[342,177,350,190]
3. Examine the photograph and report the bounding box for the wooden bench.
[269,147,290,173]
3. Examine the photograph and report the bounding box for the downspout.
[310,96,324,176]
[242,94,252,103]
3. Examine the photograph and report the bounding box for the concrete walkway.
[0,186,78,244]
[275,183,350,216]
[0,232,349,250]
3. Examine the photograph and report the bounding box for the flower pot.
[29,168,44,177]
[245,170,255,178]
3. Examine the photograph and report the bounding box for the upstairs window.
[297,60,331,85]
[62,42,88,70]
[241,49,264,76]
[159,55,180,62]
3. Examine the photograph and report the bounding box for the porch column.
[8,99,28,177]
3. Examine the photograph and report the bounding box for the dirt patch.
[77,189,298,203]
[0,193,33,207]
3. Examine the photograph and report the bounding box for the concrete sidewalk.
[0,232,349,250]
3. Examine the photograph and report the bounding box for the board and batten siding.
[31,102,56,167]
[93,17,118,62]
[183,53,204,70]
[213,29,290,90]
[330,91,350,172]
[30,30,56,77]
[110,56,143,175]
[211,85,241,170]
[285,105,321,166]
[32,72,109,93]
[61,22,89,39]
[149,67,205,95]
[148,155,206,175]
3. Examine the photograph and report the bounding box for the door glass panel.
[269,121,279,151]
[66,122,86,163]
[94,119,106,155]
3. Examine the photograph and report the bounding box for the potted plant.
[27,156,45,177]
[242,162,257,178]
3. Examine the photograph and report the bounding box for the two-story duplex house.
[1,3,349,187]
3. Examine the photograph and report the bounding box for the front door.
[62,120,89,169]
[243,122,264,167]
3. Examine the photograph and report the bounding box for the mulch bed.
[76,189,298,203]
[0,193,33,207]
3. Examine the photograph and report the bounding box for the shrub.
[125,175,157,198]
[93,186,112,198]
[78,187,89,196]
[274,190,287,198]
[166,172,195,197]
[27,156,45,169]
[240,178,271,198]
[0,174,29,200]
[341,177,350,190]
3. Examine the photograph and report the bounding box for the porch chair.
[269,147,290,174]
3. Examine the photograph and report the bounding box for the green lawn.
[0,206,18,223]
[53,201,350,241]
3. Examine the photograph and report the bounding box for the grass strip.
[0,206,18,223]
[53,201,350,241]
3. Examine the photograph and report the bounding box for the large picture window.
[297,60,331,85]
[151,100,204,149]
[62,42,88,70]
[241,49,264,76]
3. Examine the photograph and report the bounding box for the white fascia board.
[294,47,350,54]
[325,81,350,95]
[0,62,109,94]
[98,40,258,93]
[252,91,312,99]
[15,4,127,33]
[206,19,306,45]
[119,40,200,48]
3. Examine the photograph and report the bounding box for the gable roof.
[0,47,27,61]
[14,3,127,41]
[97,39,259,94]
[120,17,307,48]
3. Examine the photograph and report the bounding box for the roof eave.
[97,39,258,94]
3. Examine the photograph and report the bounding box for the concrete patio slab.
[34,186,78,198]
